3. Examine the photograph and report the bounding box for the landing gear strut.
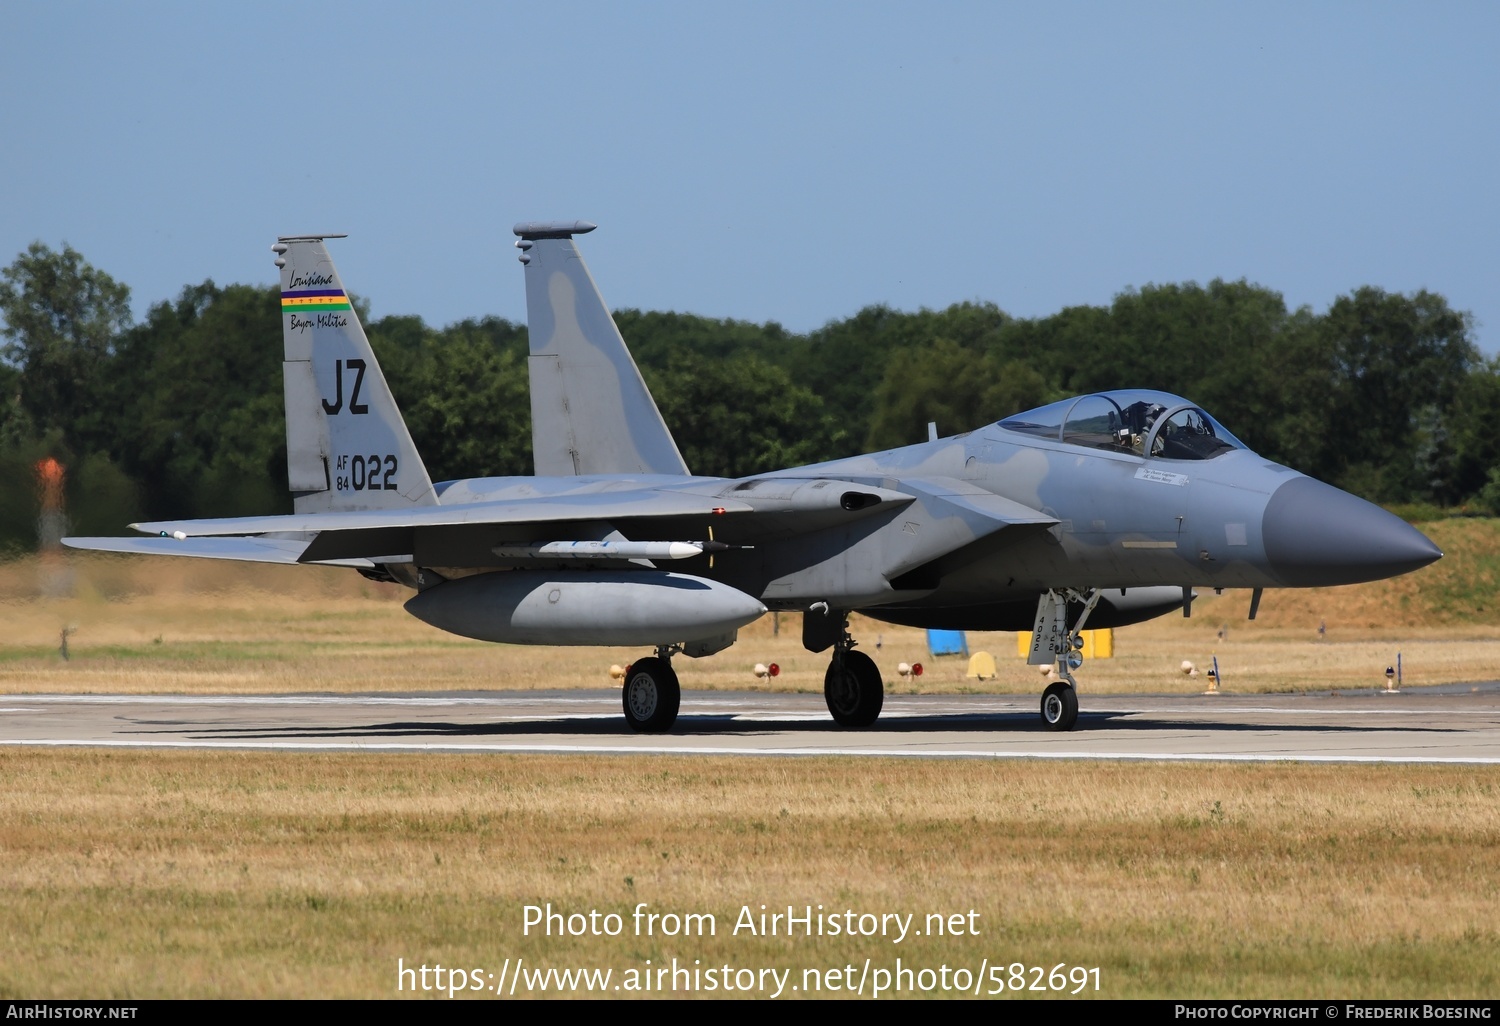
[1028,588,1102,732]
[622,647,681,733]
[823,616,884,727]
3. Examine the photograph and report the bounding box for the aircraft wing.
[60,535,382,568]
[128,489,760,539]
[71,476,1051,578]
[128,480,921,541]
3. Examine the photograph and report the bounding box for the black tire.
[622,657,680,733]
[824,649,884,727]
[1040,680,1079,731]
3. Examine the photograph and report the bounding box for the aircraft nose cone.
[1262,477,1443,586]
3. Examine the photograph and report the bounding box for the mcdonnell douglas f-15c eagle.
[64,223,1443,733]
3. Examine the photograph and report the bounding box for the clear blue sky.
[4,2,1497,353]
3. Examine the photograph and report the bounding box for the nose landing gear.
[1028,588,1102,732]
[1041,679,1080,731]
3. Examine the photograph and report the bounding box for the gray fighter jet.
[64,224,1442,733]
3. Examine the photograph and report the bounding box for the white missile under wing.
[65,226,1442,734]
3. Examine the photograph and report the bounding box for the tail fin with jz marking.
[274,235,437,513]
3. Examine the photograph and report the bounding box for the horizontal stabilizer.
[61,536,382,568]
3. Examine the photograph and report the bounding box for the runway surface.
[4,684,1500,763]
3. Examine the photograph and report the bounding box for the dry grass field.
[0,522,1497,999]
[1,750,1496,999]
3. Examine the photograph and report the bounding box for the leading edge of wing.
[130,489,759,539]
[60,535,380,568]
[815,475,1057,529]
[893,476,1058,527]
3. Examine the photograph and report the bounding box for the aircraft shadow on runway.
[116,709,1461,742]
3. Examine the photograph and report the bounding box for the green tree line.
[2,241,1497,550]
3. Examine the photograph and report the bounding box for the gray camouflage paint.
[276,236,436,514]
[517,223,689,477]
[66,227,1442,651]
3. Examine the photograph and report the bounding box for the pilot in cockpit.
[1113,401,1168,455]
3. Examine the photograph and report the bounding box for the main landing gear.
[823,615,884,728]
[622,647,681,733]
[1028,588,1103,732]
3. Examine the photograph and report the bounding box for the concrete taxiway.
[3,684,1500,763]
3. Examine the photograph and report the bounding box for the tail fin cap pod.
[513,221,596,240]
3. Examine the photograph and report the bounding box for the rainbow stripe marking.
[281,289,351,311]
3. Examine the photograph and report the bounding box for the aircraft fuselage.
[425,409,1438,635]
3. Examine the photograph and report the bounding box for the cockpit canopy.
[997,389,1247,460]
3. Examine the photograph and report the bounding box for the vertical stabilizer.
[515,221,689,477]
[274,236,437,513]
